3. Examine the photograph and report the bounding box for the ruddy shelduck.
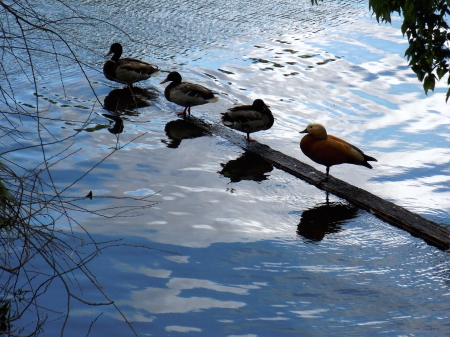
[300,123,377,179]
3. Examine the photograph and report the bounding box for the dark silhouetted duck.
[300,123,377,179]
[160,71,218,116]
[103,43,160,87]
[221,99,274,142]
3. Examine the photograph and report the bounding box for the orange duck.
[300,123,377,179]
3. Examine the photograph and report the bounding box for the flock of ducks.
[103,43,377,179]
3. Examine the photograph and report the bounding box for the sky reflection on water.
[2,0,450,335]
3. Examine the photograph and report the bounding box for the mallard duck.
[221,99,274,142]
[160,71,218,116]
[300,123,377,179]
[103,43,160,86]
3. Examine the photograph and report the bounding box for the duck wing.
[328,135,377,167]
[168,82,218,107]
[223,105,264,123]
[176,82,216,99]
[119,58,159,74]
[221,106,270,134]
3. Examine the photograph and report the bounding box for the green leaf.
[436,67,447,80]
[423,74,436,94]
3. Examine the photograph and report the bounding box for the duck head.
[105,43,122,59]
[252,99,270,112]
[160,71,182,85]
[300,123,328,140]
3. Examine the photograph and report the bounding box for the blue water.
[1,0,450,336]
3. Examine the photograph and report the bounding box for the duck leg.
[325,167,330,182]
[246,133,257,142]
[317,167,330,185]
[176,107,188,116]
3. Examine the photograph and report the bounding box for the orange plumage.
[300,123,377,178]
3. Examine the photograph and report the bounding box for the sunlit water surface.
[2,0,450,336]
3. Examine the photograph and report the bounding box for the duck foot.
[246,134,257,142]
[176,107,191,116]
[319,168,330,184]
[319,177,329,184]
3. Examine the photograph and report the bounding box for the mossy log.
[187,116,450,251]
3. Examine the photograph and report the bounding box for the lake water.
[2,0,450,336]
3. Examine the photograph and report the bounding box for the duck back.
[301,134,375,169]
[223,105,274,133]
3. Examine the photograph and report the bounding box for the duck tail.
[221,112,234,126]
[361,154,377,169]
[149,68,161,77]
[206,96,219,103]
[364,154,377,162]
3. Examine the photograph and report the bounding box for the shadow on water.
[162,119,208,148]
[297,198,359,242]
[103,86,158,115]
[219,151,274,183]
[102,114,124,134]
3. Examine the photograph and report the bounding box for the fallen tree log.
[186,116,450,252]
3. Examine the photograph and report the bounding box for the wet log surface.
[187,115,450,251]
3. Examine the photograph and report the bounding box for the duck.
[221,99,274,142]
[300,123,377,179]
[160,71,218,116]
[103,43,160,86]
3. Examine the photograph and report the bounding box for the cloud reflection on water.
[121,277,251,314]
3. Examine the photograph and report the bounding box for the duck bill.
[160,77,169,84]
[104,50,113,57]
[300,128,308,134]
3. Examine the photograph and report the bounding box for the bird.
[220,99,274,142]
[160,71,218,116]
[103,43,160,87]
[300,123,377,179]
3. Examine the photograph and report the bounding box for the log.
[186,116,450,251]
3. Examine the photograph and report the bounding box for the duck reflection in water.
[103,87,158,114]
[297,198,358,242]
[102,114,124,135]
[162,119,207,148]
[219,152,273,183]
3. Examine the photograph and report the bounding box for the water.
[1,0,450,336]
